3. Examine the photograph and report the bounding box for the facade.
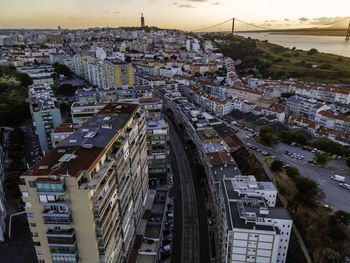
[71,102,106,124]
[20,103,149,263]
[29,84,63,153]
[286,96,330,120]
[72,55,135,89]
[0,135,6,242]
[147,119,169,186]
[50,123,80,148]
[220,176,292,263]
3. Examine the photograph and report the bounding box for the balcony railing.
[43,211,72,227]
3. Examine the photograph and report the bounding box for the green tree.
[293,176,324,206]
[333,210,350,226]
[259,125,278,146]
[15,72,33,88]
[322,248,341,263]
[315,153,332,166]
[286,167,300,177]
[53,63,72,77]
[346,158,350,169]
[270,160,283,172]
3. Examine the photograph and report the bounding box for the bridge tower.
[346,20,350,41]
[231,18,235,35]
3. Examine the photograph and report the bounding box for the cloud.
[299,17,309,23]
[310,16,346,26]
[68,17,76,20]
[284,18,290,22]
[173,2,194,8]
[212,1,221,4]
[186,0,208,2]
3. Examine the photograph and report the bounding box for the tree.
[15,72,33,88]
[270,160,283,172]
[286,167,299,177]
[321,248,342,263]
[333,210,350,226]
[55,84,79,97]
[315,153,332,166]
[259,125,278,146]
[53,63,72,78]
[293,176,324,206]
[307,48,319,55]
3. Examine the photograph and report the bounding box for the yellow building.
[20,103,148,263]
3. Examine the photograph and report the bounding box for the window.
[38,260,45,263]
[30,222,36,227]
[32,232,39,237]
[34,242,41,246]
[29,181,36,188]
[27,212,34,218]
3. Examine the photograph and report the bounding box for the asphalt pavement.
[233,126,350,212]
[0,214,37,263]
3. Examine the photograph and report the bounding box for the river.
[238,32,350,58]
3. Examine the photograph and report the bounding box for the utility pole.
[232,18,235,35]
[346,20,350,41]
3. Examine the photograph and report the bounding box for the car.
[331,175,346,182]
[339,183,350,190]
[271,155,276,159]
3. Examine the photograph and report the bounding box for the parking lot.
[221,119,350,212]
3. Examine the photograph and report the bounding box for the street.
[233,125,350,212]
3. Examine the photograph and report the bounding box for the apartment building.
[315,109,350,132]
[286,96,330,120]
[220,176,292,263]
[0,141,6,242]
[20,103,149,263]
[72,55,135,89]
[29,84,63,153]
[50,123,80,148]
[147,119,169,186]
[18,65,54,85]
[71,102,106,124]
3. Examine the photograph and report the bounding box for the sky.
[0,0,349,30]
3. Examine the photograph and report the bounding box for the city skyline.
[0,0,349,30]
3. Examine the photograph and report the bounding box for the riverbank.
[214,34,350,84]
[271,28,348,37]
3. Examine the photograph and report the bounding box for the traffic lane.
[280,155,350,212]
[225,122,350,211]
[243,137,350,212]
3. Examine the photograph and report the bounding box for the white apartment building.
[221,176,292,263]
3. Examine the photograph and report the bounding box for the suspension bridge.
[192,17,350,41]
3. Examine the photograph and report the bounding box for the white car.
[339,183,350,190]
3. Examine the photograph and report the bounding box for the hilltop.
[213,34,350,84]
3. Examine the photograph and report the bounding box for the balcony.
[37,182,66,195]
[79,160,113,190]
[43,210,72,227]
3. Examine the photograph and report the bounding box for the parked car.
[339,183,350,190]
[331,175,346,182]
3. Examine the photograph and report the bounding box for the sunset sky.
[0,0,349,30]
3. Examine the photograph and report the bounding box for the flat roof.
[22,103,139,178]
